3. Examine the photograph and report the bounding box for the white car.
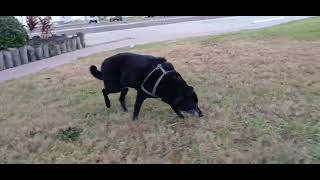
[89,16,98,24]
[109,16,122,22]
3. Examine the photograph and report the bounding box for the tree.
[38,16,53,39]
[0,16,29,50]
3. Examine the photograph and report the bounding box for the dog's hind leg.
[102,89,111,108]
[102,83,123,108]
[119,88,129,112]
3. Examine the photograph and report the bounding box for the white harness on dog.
[141,64,175,97]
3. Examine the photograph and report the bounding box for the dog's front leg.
[133,92,146,121]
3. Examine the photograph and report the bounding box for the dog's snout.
[192,111,200,117]
[188,108,203,118]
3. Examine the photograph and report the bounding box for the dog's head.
[172,84,203,118]
[159,72,203,118]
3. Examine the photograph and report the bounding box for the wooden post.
[42,43,50,58]
[3,50,14,68]
[66,39,72,52]
[77,32,86,48]
[35,45,44,60]
[55,44,62,55]
[76,36,83,49]
[27,46,37,62]
[49,44,57,57]
[60,42,67,53]
[19,46,29,64]
[71,36,77,51]
[0,51,5,70]
[9,48,21,67]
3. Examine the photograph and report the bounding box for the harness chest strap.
[141,64,175,97]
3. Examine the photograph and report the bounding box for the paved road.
[0,16,312,84]
[32,16,227,36]
[85,16,312,47]
[52,16,185,30]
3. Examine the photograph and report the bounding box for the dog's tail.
[90,65,103,80]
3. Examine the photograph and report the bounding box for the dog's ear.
[157,57,167,62]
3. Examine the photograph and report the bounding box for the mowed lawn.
[0,17,319,163]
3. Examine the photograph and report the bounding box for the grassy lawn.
[0,17,320,163]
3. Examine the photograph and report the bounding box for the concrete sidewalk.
[0,16,312,84]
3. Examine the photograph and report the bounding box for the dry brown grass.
[0,38,319,164]
[1,17,320,163]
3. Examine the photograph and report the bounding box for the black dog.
[90,52,203,120]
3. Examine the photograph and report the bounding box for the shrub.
[0,16,29,50]
[56,127,82,142]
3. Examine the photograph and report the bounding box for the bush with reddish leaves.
[26,16,39,32]
[38,16,53,39]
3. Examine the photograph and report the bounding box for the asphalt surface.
[85,16,312,47]
[32,16,228,36]
[52,16,181,30]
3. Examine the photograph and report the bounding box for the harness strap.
[141,64,175,97]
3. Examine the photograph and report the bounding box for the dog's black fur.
[90,52,203,120]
